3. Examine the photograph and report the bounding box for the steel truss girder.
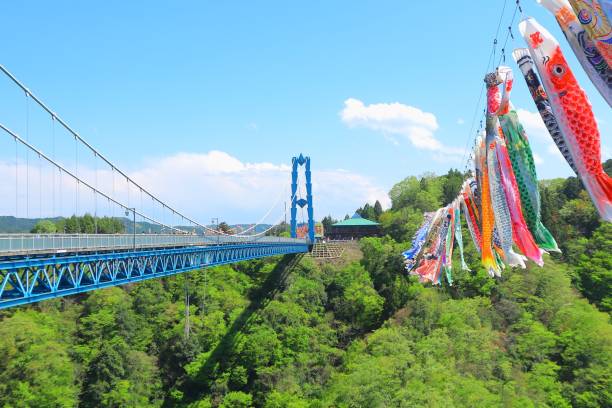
[0,242,308,309]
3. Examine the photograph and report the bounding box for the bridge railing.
[0,234,307,255]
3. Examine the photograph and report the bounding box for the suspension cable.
[59,168,63,219]
[0,64,219,234]
[39,152,42,219]
[495,0,522,67]
[234,172,299,236]
[459,0,524,173]
[0,64,307,239]
[51,115,56,216]
[94,151,98,233]
[244,178,302,237]
[14,137,18,217]
[73,136,77,217]
[25,91,30,219]
[0,122,187,234]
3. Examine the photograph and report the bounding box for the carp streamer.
[401,4,610,284]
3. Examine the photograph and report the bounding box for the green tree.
[328,262,384,331]
[360,237,410,317]
[81,213,96,233]
[77,288,161,407]
[64,215,80,233]
[220,391,252,408]
[373,200,383,219]
[31,219,57,233]
[80,339,128,407]
[604,158,612,175]
[80,338,161,408]
[2,165,612,408]
[98,216,126,233]
[441,168,464,205]
[265,391,308,408]
[572,223,612,311]
[320,215,336,236]
[217,222,232,234]
[0,311,78,408]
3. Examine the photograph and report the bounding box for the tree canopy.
[2,164,610,407]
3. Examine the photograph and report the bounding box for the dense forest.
[0,164,610,407]
[30,215,126,234]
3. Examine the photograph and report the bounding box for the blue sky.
[0,1,610,223]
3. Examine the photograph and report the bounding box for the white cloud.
[533,153,544,165]
[457,118,465,125]
[516,109,549,141]
[340,98,463,157]
[0,151,390,224]
[314,169,390,216]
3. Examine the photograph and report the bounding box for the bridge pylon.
[290,154,315,242]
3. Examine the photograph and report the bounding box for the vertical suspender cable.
[25,91,29,219]
[151,196,155,233]
[39,153,42,219]
[59,169,63,221]
[1,64,302,238]
[75,136,78,217]
[140,188,144,232]
[127,176,130,214]
[94,152,98,233]
[112,167,115,220]
[14,137,18,217]
[51,116,56,216]
[1,122,186,233]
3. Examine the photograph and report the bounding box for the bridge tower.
[290,154,315,242]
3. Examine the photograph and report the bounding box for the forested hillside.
[0,165,610,407]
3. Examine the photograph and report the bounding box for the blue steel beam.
[290,154,315,241]
[0,242,308,309]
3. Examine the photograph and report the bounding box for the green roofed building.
[327,213,381,240]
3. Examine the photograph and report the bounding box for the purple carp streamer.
[403,213,434,272]
[602,0,612,21]
[568,0,612,66]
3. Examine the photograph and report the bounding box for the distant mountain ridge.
[0,216,272,234]
[0,216,64,233]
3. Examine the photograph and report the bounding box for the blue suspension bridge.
[0,65,315,310]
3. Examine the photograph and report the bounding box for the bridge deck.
[0,234,306,258]
[0,234,309,309]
